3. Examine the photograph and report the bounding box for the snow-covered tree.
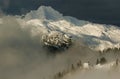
[42,31,72,49]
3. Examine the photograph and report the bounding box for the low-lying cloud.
[0,15,120,79]
[0,16,99,79]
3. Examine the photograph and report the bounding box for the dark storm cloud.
[54,0,120,26]
[0,0,120,26]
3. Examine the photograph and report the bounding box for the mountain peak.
[25,6,63,20]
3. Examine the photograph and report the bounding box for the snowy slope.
[18,6,120,51]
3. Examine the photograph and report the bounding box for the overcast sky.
[0,0,120,26]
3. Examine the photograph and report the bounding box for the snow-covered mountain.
[25,6,63,20]
[18,6,120,51]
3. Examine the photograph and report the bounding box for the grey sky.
[0,0,120,26]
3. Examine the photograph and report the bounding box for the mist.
[0,15,120,79]
[0,16,99,79]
